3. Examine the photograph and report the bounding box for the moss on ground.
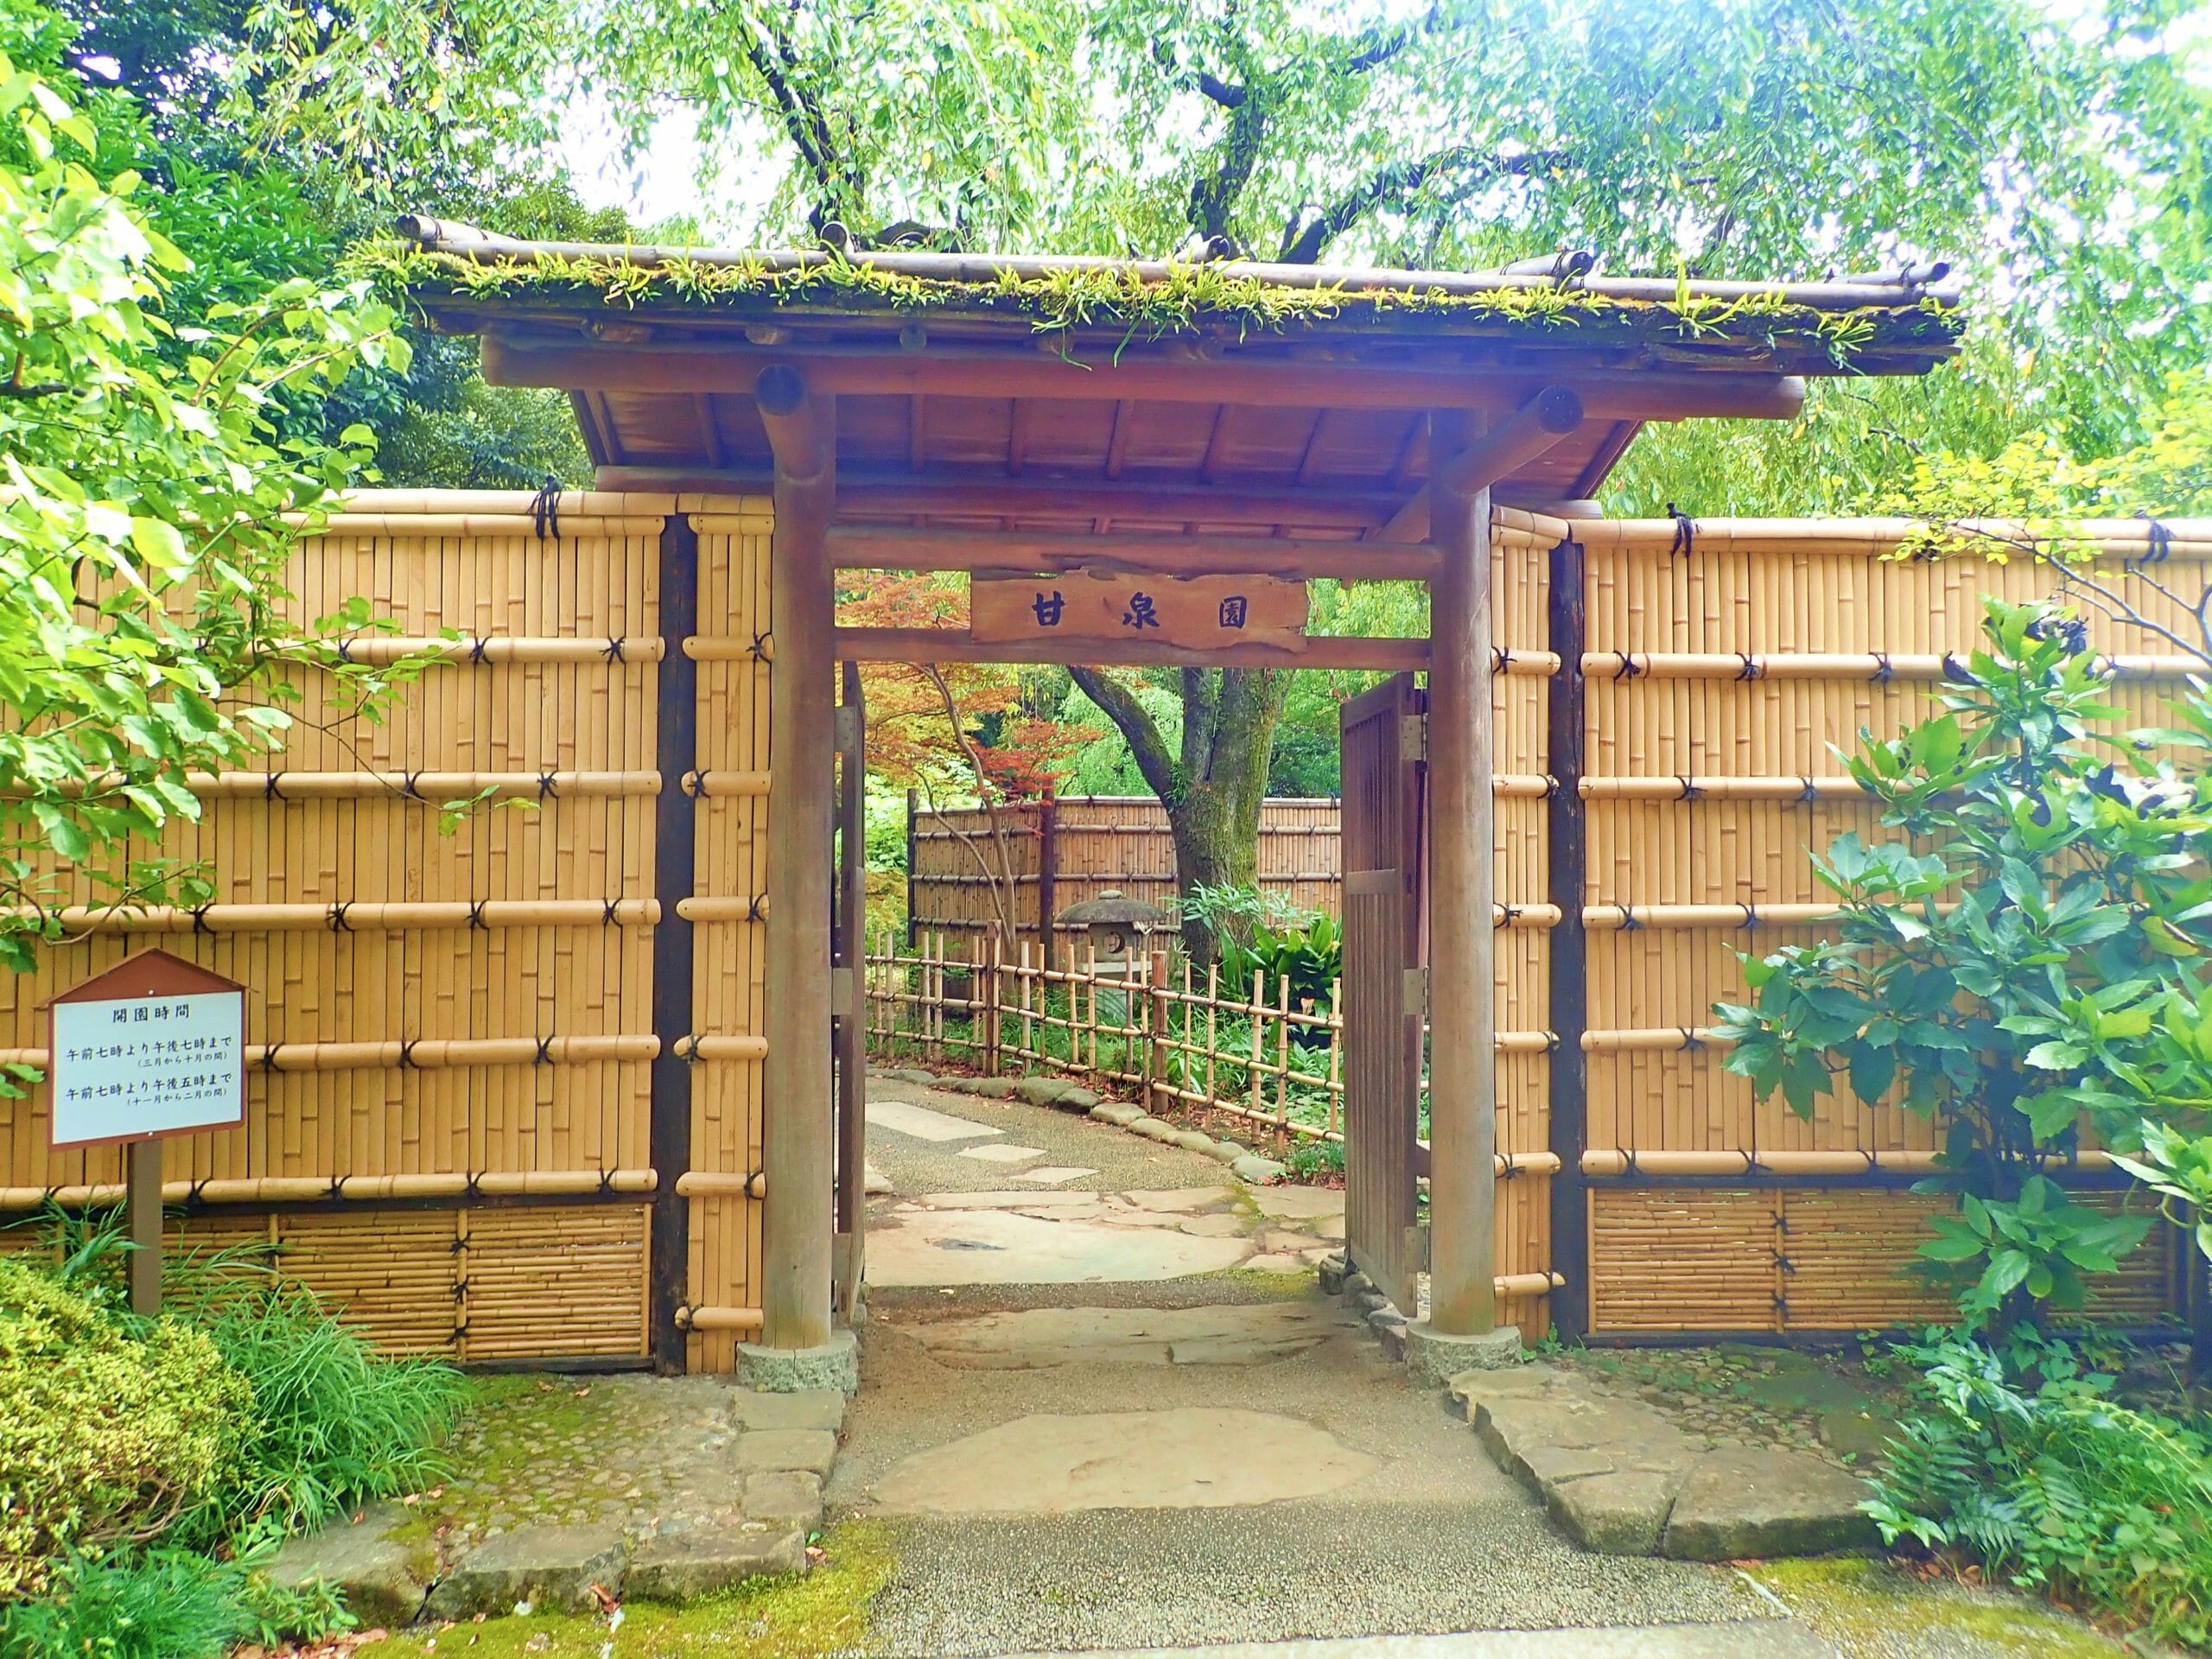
[360,1522,893,1658]
[1752,1556,2138,1658]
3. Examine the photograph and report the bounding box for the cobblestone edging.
[267,1384,849,1624]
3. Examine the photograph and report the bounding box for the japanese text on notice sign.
[50,990,244,1147]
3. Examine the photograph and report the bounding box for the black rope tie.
[190,904,215,936]
[1493,647,1514,674]
[1499,905,1522,928]
[602,899,621,926]
[531,477,562,542]
[1543,1030,1561,1053]
[257,1044,281,1071]
[1618,905,1643,931]
[596,1167,617,1196]
[1613,654,1643,681]
[402,770,424,801]
[2133,510,2173,568]
[186,1179,208,1208]
[328,1175,345,1200]
[334,638,355,664]
[602,637,626,664]
[397,1039,419,1071]
[1735,652,1761,682]
[467,899,490,931]
[1738,903,1758,930]
[537,772,560,801]
[686,771,708,799]
[1870,652,1894,683]
[1676,774,1700,802]
[263,772,287,802]
[677,1034,702,1063]
[327,901,353,933]
[1799,776,1819,806]
[467,636,492,665]
[749,632,772,662]
[1666,504,1696,559]
[1542,775,1560,800]
[1679,1027,1705,1052]
[535,1035,556,1065]
[1620,1146,1640,1178]
[747,894,766,924]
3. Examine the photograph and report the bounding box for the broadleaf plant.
[1714,598,2212,1331]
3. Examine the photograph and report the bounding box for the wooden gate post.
[1546,534,1592,1343]
[1146,948,1170,1116]
[758,366,839,1357]
[647,510,699,1371]
[1424,408,1499,1338]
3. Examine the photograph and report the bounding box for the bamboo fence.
[2,493,2201,1363]
[0,490,775,1370]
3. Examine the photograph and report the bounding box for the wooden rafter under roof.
[392,217,1965,536]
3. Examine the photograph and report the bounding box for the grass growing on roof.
[358,242,1961,366]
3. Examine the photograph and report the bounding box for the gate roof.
[390,218,1962,536]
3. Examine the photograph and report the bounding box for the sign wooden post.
[47,950,247,1317]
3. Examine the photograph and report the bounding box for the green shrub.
[0,1548,251,1659]
[0,1260,250,1600]
[162,1247,467,1545]
[1285,1138,1345,1181]
[1867,1332,2212,1649]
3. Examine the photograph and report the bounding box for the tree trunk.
[1068,664,1283,964]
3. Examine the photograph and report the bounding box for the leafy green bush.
[0,1542,350,1659]
[160,1245,467,1546]
[1715,599,2207,1328]
[1867,1332,2212,1649]
[0,1259,250,1599]
[1284,1138,1346,1181]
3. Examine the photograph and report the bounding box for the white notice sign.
[50,989,245,1148]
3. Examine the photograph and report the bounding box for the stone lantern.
[1055,889,1173,1021]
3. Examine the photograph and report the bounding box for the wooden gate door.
[832,662,866,1317]
[1339,673,1427,1312]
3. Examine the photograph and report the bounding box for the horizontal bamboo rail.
[686,636,777,662]
[8,771,662,801]
[673,1171,768,1199]
[322,636,666,664]
[0,1035,659,1071]
[306,512,676,536]
[1581,903,1950,930]
[1584,651,2208,681]
[672,1034,771,1061]
[675,1304,766,1332]
[7,899,659,933]
[1567,515,2212,559]
[674,897,770,923]
[1497,1272,1568,1297]
[1581,1149,2121,1177]
[0,1168,658,1212]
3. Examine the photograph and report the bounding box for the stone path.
[268,1375,846,1624]
[1449,1365,1876,1560]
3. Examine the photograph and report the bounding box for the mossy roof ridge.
[366,238,1964,366]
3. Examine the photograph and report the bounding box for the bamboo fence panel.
[685,502,775,1372]
[1571,514,2195,1332]
[0,491,745,1363]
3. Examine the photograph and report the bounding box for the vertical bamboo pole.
[984,934,1002,1077]
[1037,784,1058,971]
[1326,978,1343,1137]
[1275,972,1292,1139]
[1547,532,1592,1342]
[759,365,837,1354]
[647,510,699,1371]
[1147,949,1169,1115]
[1427,408,1498,1336]
[127,1136,161,1317]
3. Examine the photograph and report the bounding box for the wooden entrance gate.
[1338,674,1427,1313]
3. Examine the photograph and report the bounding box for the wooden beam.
[1545,531,1591,1344]
[1424,406,1498,1338]
[596,464,1405,531]
[836,626,1431,672]
[760,366,838,1353]
[827,526,1440,582]
[1376,386,1584,543]
[485,334,1809,422]
[1432,386,1584,497]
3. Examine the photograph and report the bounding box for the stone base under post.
[1404,1321,1521,1389]
[737,1329,860,1396]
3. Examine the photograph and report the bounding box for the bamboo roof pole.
[1376,388,1586,544]
[758,363,839,1354]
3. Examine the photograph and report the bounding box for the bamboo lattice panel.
[0,493,735,1362]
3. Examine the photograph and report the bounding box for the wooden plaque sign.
[48,949,246,1151]
[971,569,1308,653]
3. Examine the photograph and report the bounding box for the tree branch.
[1277,144,1569,264]
[1070,665,1179,802]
